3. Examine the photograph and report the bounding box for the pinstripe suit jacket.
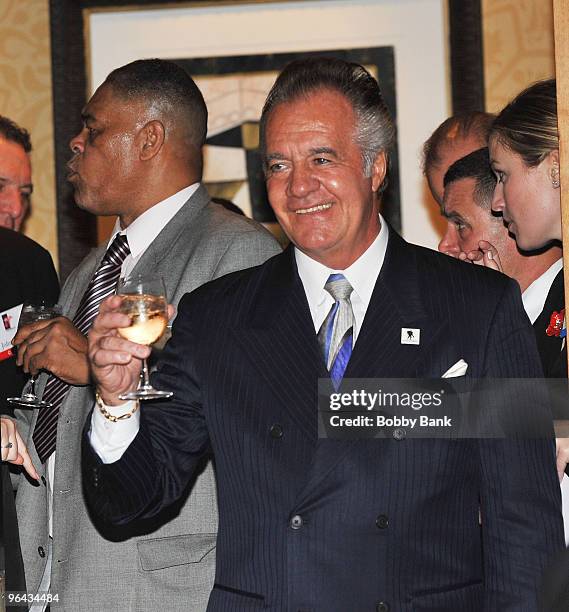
[13,186,281,611]
[83,227,564,611]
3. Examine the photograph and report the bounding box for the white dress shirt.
[90,214,390,464]
[295,214,389,341]
[109,183,199,278]
[521,258,563,324]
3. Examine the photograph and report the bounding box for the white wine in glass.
[118,295,168,345]
[116,275,173,401]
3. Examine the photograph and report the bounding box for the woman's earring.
[551,164,560,189]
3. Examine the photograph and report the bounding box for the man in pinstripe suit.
[83,58,564,611]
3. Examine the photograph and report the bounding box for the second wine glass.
[7,302,62,408]
[116,274,173,401]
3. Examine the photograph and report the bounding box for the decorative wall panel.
[483,0,554,113]
[0,0,57,268]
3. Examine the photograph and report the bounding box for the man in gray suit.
[8,59,280,611]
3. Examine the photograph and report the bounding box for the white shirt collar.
[108,183,200,259]
[521,258,563,324]
[295,214,389,338]
[342,217,389,312]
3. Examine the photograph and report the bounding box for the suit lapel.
[232,247,326,443]
[295,228,448,507]
[236,231,450,506]
[346,227,445,379]
[62,248,105,319]
[129,185,210,281]
[533,268,566,376]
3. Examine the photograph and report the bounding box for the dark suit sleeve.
[82,293,210,525]
[476,280,564,609]
[0,238,59,415]
[32,244,59,306]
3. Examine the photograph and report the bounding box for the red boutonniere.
[546,309,566,338]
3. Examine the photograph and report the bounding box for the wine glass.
[116,274,173,401]
[7,302,62,408]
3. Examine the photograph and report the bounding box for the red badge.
[0,347,14,362]
[546,309,565,337]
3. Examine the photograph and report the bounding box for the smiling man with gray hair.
[82,57,562,610]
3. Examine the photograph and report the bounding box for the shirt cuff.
[89,400,140,464]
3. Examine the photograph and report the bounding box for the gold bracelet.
[95,391,140,422]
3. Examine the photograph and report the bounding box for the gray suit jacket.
[13,185,281,611]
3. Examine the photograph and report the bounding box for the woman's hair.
[491,78,558,167]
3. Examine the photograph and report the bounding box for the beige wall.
[482,0,555,113]
[0,0,58,269]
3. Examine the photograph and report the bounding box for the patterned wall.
[482,0,555,113]
[0,0,58,268]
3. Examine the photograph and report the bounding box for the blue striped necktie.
[33,234,130,463]
[317,274,355,389]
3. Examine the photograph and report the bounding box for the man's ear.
[138,120,165,161]
[370,151,387,193]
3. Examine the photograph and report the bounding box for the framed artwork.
[50,0,483,279]
[175,46,399,245]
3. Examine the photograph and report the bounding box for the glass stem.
[25,376,37,398]
[140,358,151,390]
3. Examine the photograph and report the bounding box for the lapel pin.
[401,328,420,345]
[546,309,565,338]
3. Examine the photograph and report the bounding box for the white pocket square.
[442,359,468,378]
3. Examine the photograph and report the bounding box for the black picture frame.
[49,0,483,280]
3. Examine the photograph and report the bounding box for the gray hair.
[259,57,395,191]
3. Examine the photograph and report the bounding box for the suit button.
[269,424,283,439]
[290,514,303,529]
[376,602,389,612]
[393,428,406,441]
[38,546,46,558]
[375,514,389,529]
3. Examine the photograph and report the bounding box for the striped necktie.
[33,234,130,463]
[317,274,355,389]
